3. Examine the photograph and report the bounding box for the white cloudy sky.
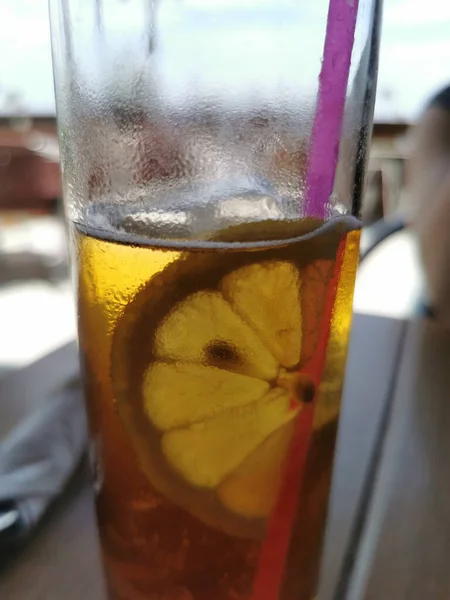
[0,0,449,122]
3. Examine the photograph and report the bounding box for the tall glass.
[50,1,381,598]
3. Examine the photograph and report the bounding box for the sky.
[0,0,449,122]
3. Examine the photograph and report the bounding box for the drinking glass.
[49,1,381,598]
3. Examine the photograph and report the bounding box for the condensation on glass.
[50,0,381,243]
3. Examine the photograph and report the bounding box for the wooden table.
[1,313,448,599]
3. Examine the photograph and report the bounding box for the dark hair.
[429,85,450,112]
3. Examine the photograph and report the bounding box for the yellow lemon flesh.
[141,260,318,519]
[162,388,297,489]
[154,290,279,380]
[220,261,302,369]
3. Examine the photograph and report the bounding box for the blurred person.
[401,86,450,326]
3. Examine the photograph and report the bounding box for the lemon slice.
[139,260,308,514]
[111,222,351,538]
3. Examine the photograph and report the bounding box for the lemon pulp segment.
[221,261,302,369]
[143,362,269,431]
[161,388,298,489]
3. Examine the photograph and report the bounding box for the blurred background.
[0,0,448,376]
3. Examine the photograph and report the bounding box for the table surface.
[1,312,449,599]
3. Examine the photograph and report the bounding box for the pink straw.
[251,2,359,598]
[305,0,360,218]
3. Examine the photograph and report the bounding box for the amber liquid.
[75,218,360,600]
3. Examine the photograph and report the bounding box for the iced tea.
[75,216,359,600]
